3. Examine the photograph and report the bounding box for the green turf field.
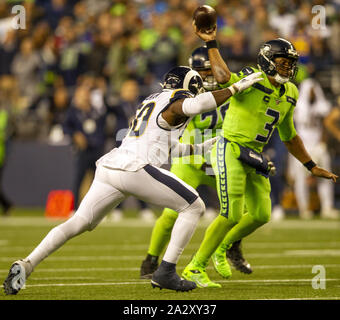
[1,208,340,300]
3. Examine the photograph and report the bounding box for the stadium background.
[0,0,340,213]
[0,0,340,303]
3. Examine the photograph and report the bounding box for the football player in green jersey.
[140,46,254,280]
[182,26,338,288]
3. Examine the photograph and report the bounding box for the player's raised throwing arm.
[192,22,231,84]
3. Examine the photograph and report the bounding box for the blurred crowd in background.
[0,0,340,219]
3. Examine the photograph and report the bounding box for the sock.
[194,215,235,267]
[145,254,159,264]
[159,260,176,272]
[26,215,89,269]
[148,208,178,257]
[162,198,204,264]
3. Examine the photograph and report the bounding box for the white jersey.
[295,78,331,149]
[97,89,194,171]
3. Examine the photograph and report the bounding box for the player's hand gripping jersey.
[97,89,194,171]
[220,66,299,153]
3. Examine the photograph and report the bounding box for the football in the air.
[193,5,217,32]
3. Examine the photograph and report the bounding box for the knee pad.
[58,215,90,238]
[252,209,271,226]
[185,197,205,218]
[258,211,271,225]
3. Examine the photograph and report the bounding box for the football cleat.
[140,255,159,279]
[3,259,33,295]
[151,261,196,292]
[226,240,253,274]
[211,247,232,279]
[182,259,221,288]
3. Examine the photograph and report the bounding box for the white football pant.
[26,164,205,269]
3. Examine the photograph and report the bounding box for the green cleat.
[212,246,232,279]
[182,260,221,288]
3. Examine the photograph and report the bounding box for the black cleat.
[226,240,253,274]
[151,260,196,292]
[140,255,159,279]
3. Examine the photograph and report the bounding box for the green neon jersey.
[180,103,229,145]
[173,98,229,169]
[219,66,299,152]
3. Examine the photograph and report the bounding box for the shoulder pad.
[169,89,195,103]
[237,67,255,77]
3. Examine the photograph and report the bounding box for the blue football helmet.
[189,46,218,90]
[162,66,204,96]
[257,38,299,84]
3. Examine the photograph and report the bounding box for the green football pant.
[194,137,272,265]
[147,162,216,257]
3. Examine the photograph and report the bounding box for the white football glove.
[193,137,218,156]
[228,72,263,95]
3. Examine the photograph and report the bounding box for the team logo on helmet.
[162,66,204,95]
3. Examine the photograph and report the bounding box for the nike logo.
[190,269,201,274]
[196,280,209,288]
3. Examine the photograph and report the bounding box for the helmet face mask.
[273,57,298,84]
[162,66,204,96]
[257,38,299,84]
[201,74,219,91]
[189,46,219,91]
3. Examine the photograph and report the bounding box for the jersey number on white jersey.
[129,102,156,137]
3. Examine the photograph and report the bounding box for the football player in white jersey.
[3,66,262,294]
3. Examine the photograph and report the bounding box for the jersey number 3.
[255,108,280,143]
[129,102,155,137]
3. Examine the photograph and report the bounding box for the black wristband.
[206,40,218,49]
[303,160,316,171]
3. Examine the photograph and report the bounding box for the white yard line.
[1,241,340,251]
[32,277,99,280]
[2,249,340,263]
[284,249,340,256]
[1,264,340,274]
[217,278,340,283]
[23,278,340,288]
[1,217,339,229]
[255,297,340,300]
[246,250,340,258]
[0,255,147,262]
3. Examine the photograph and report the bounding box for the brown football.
[193,5,217,32]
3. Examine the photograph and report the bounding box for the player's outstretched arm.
[162,72,263,127]
[193,22,231,84]
[284,135,338,182]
